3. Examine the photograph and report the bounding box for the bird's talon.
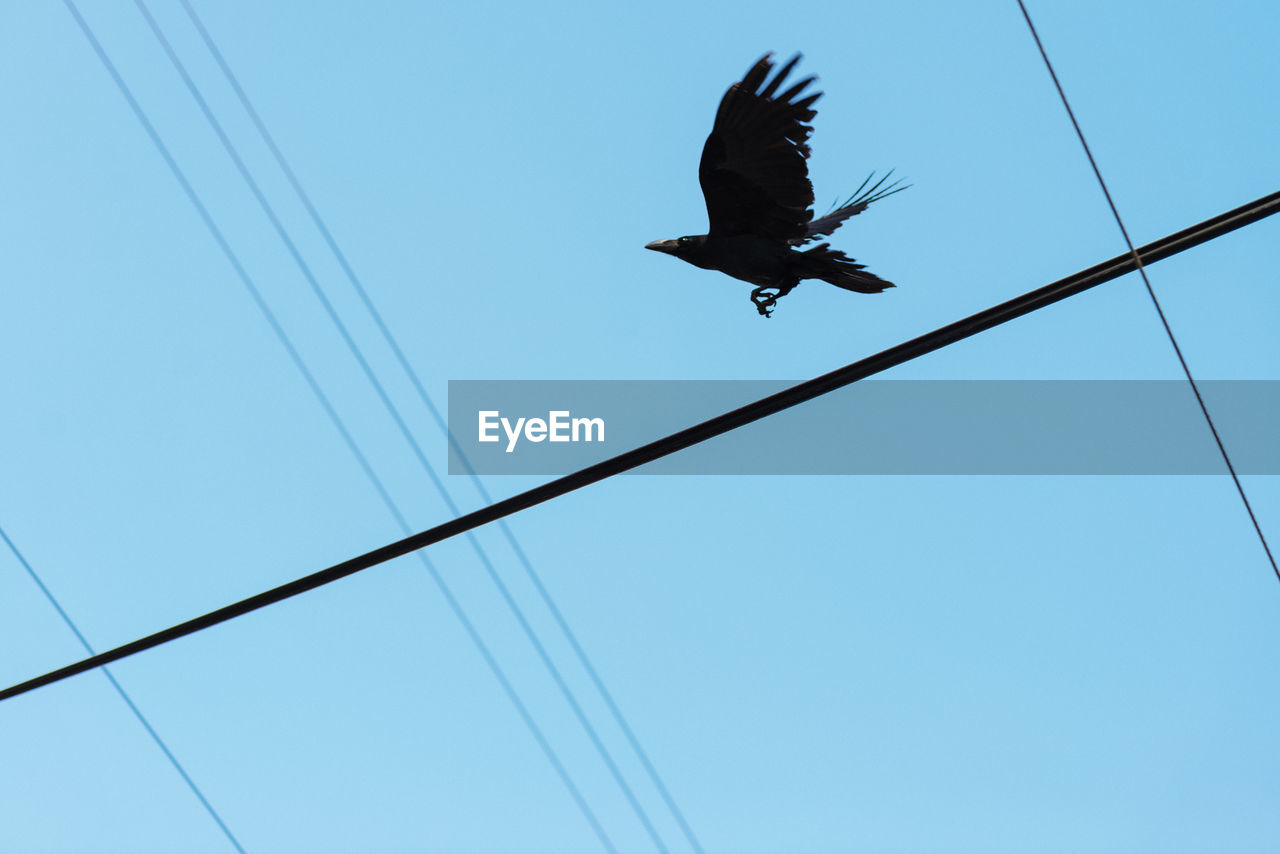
[751,286,789,317]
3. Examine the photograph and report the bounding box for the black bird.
[646,53,905,317]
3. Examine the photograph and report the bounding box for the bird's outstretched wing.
[796,171,909,245]
[698,53,819,241]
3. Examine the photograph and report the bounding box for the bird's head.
[644,235,706,262]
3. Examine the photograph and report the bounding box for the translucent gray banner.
[446,381,1280,475]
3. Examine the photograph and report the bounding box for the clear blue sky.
[2,1,1278,851]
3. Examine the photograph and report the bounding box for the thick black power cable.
[176,3,704,849]
[55,3,614,850]
[0,524,247,853]
[4,188,1277,707]
[132,3,662,848]
[1015,0,1279,582]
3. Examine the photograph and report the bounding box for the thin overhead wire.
[0,524,247,853]
[175,1,703,849]
[134,1,663,847]
[57,3,614,850]
[1015,0,1279,583]
[6,186,1277,707]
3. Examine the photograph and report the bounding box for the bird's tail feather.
[795,243,894,293]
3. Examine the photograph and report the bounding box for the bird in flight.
[646,53,905,317]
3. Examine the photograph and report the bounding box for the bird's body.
[659,234,789,288]
[646,53,904,316]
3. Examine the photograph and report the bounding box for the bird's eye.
[678,236,690,247]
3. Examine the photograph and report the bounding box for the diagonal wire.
[133,1,666,848]
[175,1,704,849]
[58,2,615,850]
[0,523,247,853]
[1014,0,1279,583]
[7,187,1278,708]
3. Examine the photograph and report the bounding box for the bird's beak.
[645,239,678,255]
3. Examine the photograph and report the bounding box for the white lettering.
[525,418,548,443]
[502,416,526,453]
[549,411,570,442]
[481,410,605,453]
[572,417,605,442]
[478,411,500,443]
